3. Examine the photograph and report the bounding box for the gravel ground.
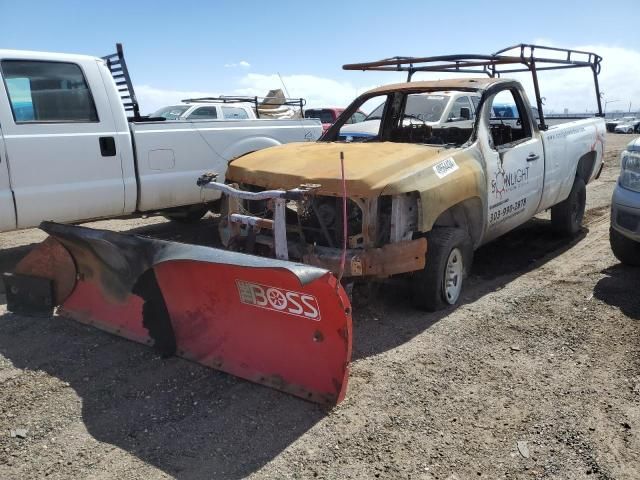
[0,133,637,480]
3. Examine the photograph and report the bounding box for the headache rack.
[102,43,141,120]
[181,95,307,119]
[343,43,603,130]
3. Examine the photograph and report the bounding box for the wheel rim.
[443,247,463,305]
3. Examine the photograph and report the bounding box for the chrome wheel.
[443,247,463,304]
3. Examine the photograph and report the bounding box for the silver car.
[610,136,640,265]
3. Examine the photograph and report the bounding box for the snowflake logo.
[493,163,507,199]
[266,288,287,310]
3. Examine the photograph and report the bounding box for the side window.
[222,106,250,120]
[351,112,366,123]
[1,60,98,123]
[486,89,531,148]
[470,96,480,115]
[448,96,473,121]
[187,106,218,120]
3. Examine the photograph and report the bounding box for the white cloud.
[412,43,640,114]
[134,44,640,116]
[135,85,218,114]
[224,60,251,68]
[233,73,378,109]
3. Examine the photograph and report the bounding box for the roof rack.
[102,43,141,120]
[181,95,307,119]
[343,44,603,130]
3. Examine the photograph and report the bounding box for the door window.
[222,106,250,120]
[487,89,531,148]
[187,106,218,120]
[1,60,98,123]
[448,96,473,121]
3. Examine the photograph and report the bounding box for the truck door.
[481,87,544,239]
[0,58,125,229]
[0,126,16,231]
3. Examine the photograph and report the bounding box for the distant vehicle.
[304,107,365,133]
[339,91,480,139]
[606,118,624,132]
[610,136,640,265]
[614,117,640,134]
[152,102,255,121]
[0,44,322,232]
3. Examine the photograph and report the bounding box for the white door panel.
[0,128,16,231]
[481,87,545,241]
[0,58,125,229]
[485,137,544,238]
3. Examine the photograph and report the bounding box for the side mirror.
[460,107,471,120]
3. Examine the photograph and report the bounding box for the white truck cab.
[0,44,322,232]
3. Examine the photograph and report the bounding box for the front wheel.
[551,177,586,236]
[610,228,640,266]
[411,227,473,311]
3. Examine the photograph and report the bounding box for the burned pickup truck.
[202,44,607,310]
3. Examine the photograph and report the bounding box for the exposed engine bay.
[198,174,427,278]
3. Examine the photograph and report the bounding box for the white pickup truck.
[0,45,322,231]
[203,44,608,310]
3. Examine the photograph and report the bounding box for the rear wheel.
[411,227,473,311]
[551,177,586,236]
[610,228,640,266]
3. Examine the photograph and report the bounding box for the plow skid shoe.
[11,222,353,405]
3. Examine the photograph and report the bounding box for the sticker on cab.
[433,157,459,178]
[236,280,321,321]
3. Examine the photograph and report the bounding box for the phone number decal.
[489,197,527,225]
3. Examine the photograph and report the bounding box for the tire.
[610,228,640,266]
[162,206,209,224]
[551,177,586,236]
[411,227,473,311]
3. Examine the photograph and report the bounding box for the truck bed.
[130,118,321,212]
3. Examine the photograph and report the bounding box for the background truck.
[206,44,607,310]
[304,107,366,133]
[0,44,322,231]
[338,91,479,139]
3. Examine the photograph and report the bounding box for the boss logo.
[235,280,321,320]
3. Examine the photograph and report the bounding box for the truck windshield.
[331,90,473,147]
[152,105,190,120]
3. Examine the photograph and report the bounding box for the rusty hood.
[227,142,458,196]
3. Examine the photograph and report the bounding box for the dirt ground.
[0,133,638,480]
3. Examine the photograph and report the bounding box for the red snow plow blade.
[4,222,352,405]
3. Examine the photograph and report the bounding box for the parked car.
[610,136,640,265]
[0,45,322,232]
[304,107,366,133]
[614,117,640,134]
[606,118,624,132]
[152,102,254,121]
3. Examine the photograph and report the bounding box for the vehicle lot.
[0,133,637,479]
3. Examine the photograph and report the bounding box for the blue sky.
[2,0,639,113]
